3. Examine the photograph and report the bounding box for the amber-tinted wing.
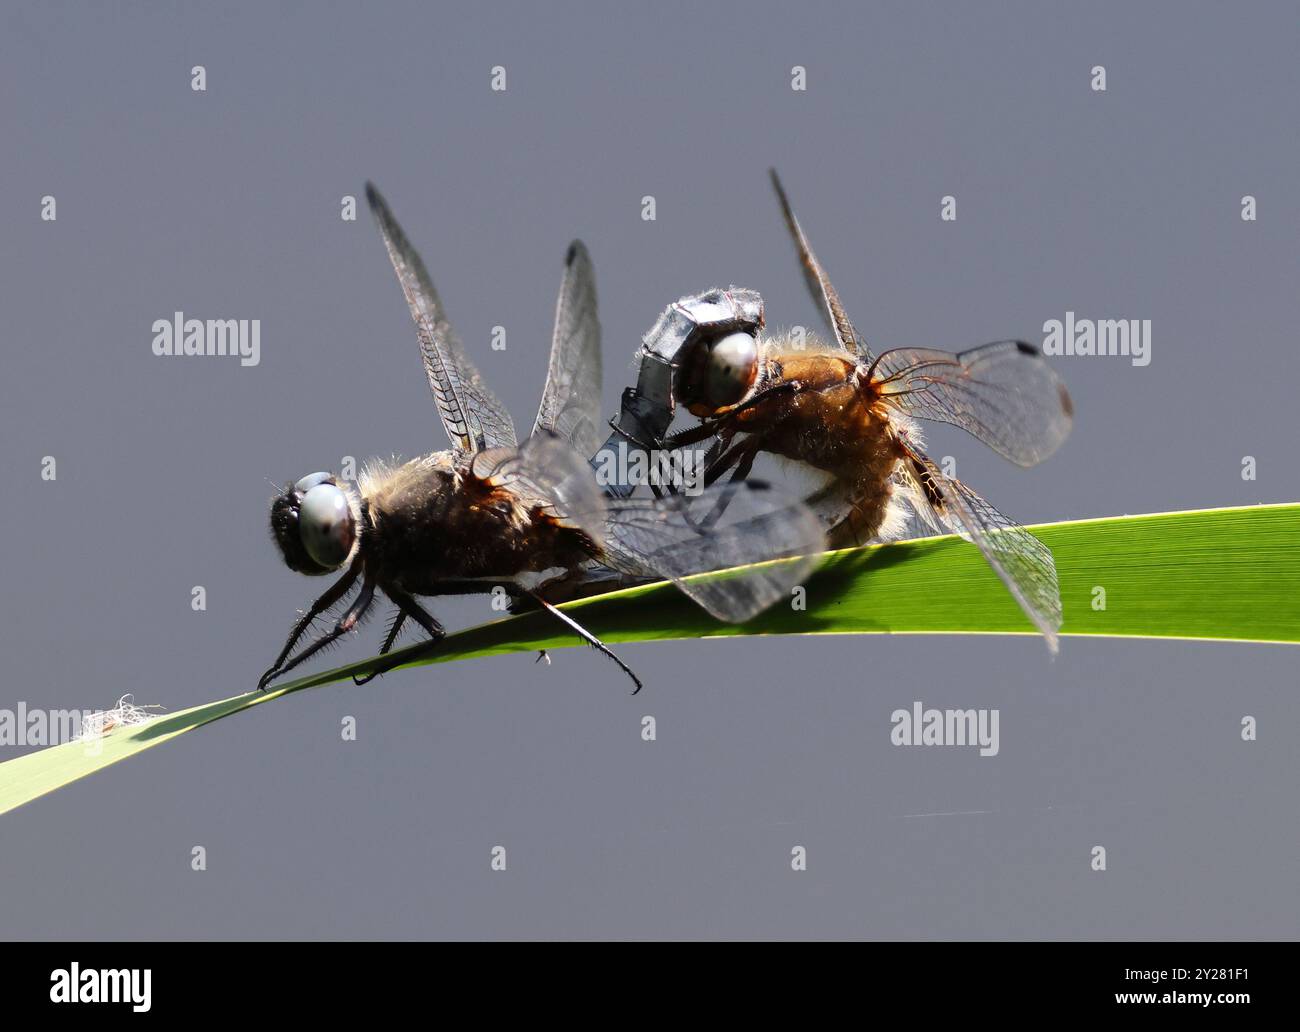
[600,479,826,623]
[900,440,1062,650]
[870,341,1073,467]
[531,241,603,458]
[769,169,873,363]
[366,182,517,455]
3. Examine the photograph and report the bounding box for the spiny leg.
[258,577,376,690]
[352,609,408,686]
[660,380,797,447]
[703,439,758,524]
[657,434,726,498]
[676,438,760,534]
[704,437,758,488]
[350,585,445,684]
[617,420,728,499]
[258,563,361,689]
[530,591,643,695]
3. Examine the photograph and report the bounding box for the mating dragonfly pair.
[261,173,1073,693]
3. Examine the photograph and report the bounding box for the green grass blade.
[3,503,1296,817]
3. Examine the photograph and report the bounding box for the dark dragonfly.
[597,171,1073,648]
[260,184,825,692]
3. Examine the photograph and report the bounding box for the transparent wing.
[769,168,873,363]
[470,433,606,543]
[472,437,826,625]
[900,441,1061,650]
[600,479,826,623]
[366,182,517,455]
[531,241,603,458]
[870,341,1073,467]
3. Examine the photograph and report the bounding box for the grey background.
[1,0,1297,940]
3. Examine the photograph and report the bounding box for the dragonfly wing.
[769,169,873,363]
[871,341,1073,467]
[532,241,604,458]
[899,441,1062,650]
[367,182,517,455]
[469,433,607,543]
[601,479,826,623]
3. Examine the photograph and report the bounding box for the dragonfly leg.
[529,592,643,695]
[350,586,446,685]
[258,575,376,690]
[352,609,407,685]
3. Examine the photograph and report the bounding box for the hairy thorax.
[359,453,592,595]
[730,339,909,545]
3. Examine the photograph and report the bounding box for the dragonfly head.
[677,329,759,417]
[270,472,359,575]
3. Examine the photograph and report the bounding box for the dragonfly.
[259,183,825,692]
[596,171,1073,648]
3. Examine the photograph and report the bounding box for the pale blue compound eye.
[299,483,354,568]
[294,471,333,494]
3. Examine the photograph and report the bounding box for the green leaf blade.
[2,503,1295,817]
